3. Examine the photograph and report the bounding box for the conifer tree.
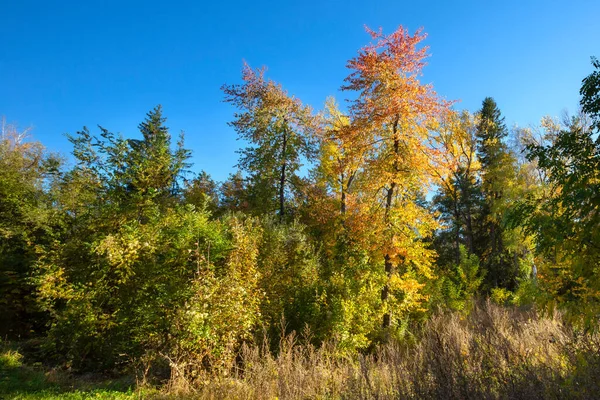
[475,97,519,290]
[127,105,190,210]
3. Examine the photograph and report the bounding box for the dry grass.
[156,301,600,399]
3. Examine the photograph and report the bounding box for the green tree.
[519,112,599,321]
[432,110,484,268]
[36,108,263,372]
[475,98,520,290]
[512,58,600,321]
[126,105,191,213]
[0,120,60,338]
[441,245,484,313]
[580,56,600,129]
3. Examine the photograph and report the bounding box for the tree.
[36,109,263,371]
[66,105,190,223]
[183,170,219,212]
[580,56,600,130]
[218,171,249,213]
[519,111,600,322]
[475,97,520,290]
[510,58,600,320]
[431,110,483,267]
[126,105,191,211]
[222,63,318,220]
[343,26,452,329]
[0,119,60,337]
[314,97,372,218]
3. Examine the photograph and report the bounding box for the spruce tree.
[475,97,519,290]
[127,105,190,207]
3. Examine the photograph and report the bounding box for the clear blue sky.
[1,0,598,181]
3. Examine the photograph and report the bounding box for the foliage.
[512,58,600,324]
[34,109,263,372]
[341,25,451,330]
[0,120,60,338]
[183,170,219,212]
[2,28,600,398]
[431,110,484,267]
[222,63,318,219]
[475,97,525,291]
[254,216,322,344]
[441,245,485,312]
[580,56,600,129]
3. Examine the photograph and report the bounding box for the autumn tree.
[183,170,219,212]
[431,110,483,266]
[218,171,250,213]
[222,63,318,220]
[343,26,451,329]
[304,99,382,350]
[314,97,372,219]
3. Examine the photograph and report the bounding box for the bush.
[36,209,263,374]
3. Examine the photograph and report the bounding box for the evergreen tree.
[475,98,520,290]
[432,111,484,268]
[127,105,191,211]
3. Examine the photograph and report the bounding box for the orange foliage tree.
[342,26,452,328]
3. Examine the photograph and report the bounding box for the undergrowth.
[3,301,599,399]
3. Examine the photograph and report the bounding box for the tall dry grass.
[157,301,600,399]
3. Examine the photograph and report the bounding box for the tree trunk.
[465,203,474,254]
[454,202,461,265]
[341,171,356,216]
[340,170,346,215]
[279,127,287,221]
[382,117,400,329]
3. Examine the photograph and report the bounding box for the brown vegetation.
[157,301,600,399]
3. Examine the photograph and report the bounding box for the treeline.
[1,26,599,377]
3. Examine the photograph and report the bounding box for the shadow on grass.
[0,343,145,400]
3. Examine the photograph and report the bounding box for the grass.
[3,301,600,399]
[163,301,600,399]
[0,342,150,399]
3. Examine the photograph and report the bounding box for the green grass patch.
[0,342,152,400]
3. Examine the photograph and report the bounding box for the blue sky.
[1,0,598,181]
